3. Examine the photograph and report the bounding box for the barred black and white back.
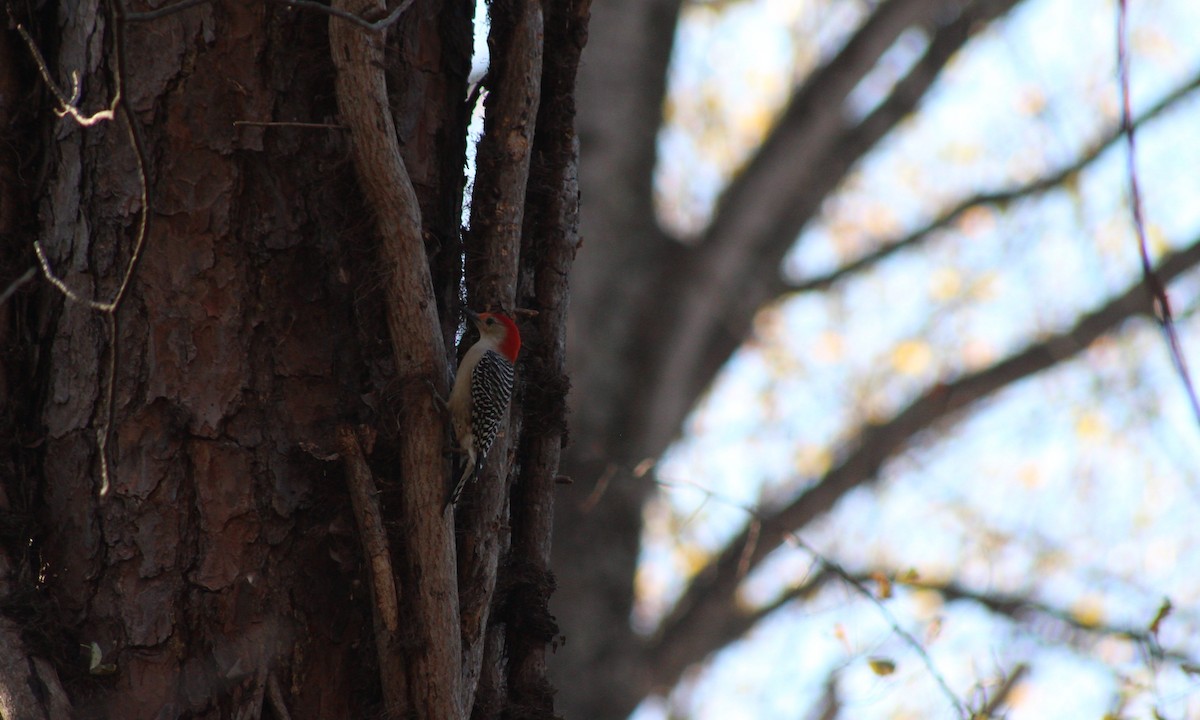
[470,349,515,462]
[448,349,514,505]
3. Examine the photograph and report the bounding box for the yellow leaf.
[1070,597,1105,629]
[891,340,933,376]
[872,571,892,599]
[929,267,962,301]
[1075,412,1106,440]
[867,657,896,676]
[675,544,710,576]
[793,444,833,477]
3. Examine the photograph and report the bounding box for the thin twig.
[8,20,117,126]
[789,71,1200,293]
[976,663,1028,718]
[788,535,970,720]
[654,477,969,718]
[124,0,212,21]
[32,241,107,310]
[272,0,416,31]
[1117,0,1200,426]
[336,425,400,634]
[233,120,346,130]
[18,1,152,497]
[266,672,294,720]
[0,267,36,307]
[124,0,415,31]
[94,1,153,497]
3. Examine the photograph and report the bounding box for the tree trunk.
[11,1,472,717]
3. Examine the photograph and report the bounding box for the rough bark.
[28,3,379,717]
[6,0,580,717]
[500,3,589,718]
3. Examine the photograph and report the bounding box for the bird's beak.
[465,310,482,328]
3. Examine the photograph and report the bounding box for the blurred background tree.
[553,0,1200,717]
[3,0,1200,718]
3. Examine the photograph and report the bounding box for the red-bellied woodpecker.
[447,310,521,506]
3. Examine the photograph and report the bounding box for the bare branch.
[647,235,1200,688]
[0,267,35,307]
[124,0,212,21]
[791,71,1200,293]
[788,537,968,719]
[976,663,1028,718]
[1117,0,1200,425]
[501,1,591,715]
[18,1,153,498]
[329,0,459,716]
[124,0,417,29]
[705,0,948,251]
[337,428,400,629]
[337,425,406,712]
[922,580,1194,663]
[644,481,968,717]
[7,19,116,126]
[266,673,293,720]
[636,0,1023,462]
[275,0,415,31]
[232,120,346,130]
[32,241,104,310]
[805,672,841,720]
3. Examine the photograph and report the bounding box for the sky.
[631,0,1200,717]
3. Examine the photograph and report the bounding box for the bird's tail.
[445,453,482,509]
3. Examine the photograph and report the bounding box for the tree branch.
[456,0,545,711]
[1117,0,1200,426]
[552,5,1023,718]
[275,0,414,30]
[646,234,1200,688]
[636,0,1024,460]
[125,0,416,29]
[704,0,947,252]
[791,70,1200,293]
[328,2,460,717]
[336,426,406,713]
[977,663,1028,719]
[501,2,591,717]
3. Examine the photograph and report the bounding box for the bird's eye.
[486,318,495,325]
